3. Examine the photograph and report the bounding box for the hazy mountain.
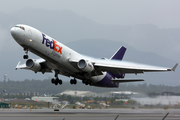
[0,8,179,86]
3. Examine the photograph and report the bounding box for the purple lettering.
[42,33,54,49]
[46,39,50,47]
[50,41,54,49]
[42,34,46,44]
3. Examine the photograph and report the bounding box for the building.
[0,102,9,108]
[59,90,96,97]
[31,96,59,102]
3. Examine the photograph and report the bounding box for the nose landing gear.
[23,55,28,59]
[23,48,29,59]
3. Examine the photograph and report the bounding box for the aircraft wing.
[16,61,27,70]
[15,58,52,73]
[16,59,45,69]
[93,60,178,74]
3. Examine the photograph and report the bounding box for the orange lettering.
[53,40,63,54]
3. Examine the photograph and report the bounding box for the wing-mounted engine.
[78,59,94,73]
[26,59,41,73]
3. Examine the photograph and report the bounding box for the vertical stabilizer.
[110,46,126,60]
[108,46,127,79]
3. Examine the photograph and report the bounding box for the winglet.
[171,63,178,71]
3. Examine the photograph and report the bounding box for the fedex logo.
[42,33,62,54]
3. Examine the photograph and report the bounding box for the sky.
[0,0,180,28]
[0,0,179,84]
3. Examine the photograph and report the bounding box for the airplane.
[11,24,178,88]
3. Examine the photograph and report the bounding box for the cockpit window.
[15,26,25,30]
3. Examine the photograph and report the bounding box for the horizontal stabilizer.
[112,79,144,83]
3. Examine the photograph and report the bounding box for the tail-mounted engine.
[26,59,41,73]
[78,59,94,73]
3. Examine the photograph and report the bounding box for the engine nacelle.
[78,59,94,73]
[26,59,41,73]
[112,73,125,78]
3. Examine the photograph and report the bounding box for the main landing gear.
[51,77,62,85]
[23,48,29,59]
[70,78,77,85]
[82,79,92,86]
[51,70,62,85]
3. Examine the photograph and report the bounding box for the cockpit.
[15,26,25,30]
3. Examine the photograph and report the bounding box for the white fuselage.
[11,24,107,84]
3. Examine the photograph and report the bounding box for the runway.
[0,108,180,120]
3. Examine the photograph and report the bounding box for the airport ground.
[1,99,180,119]
[0,108,180,120]
[4,99,180,109]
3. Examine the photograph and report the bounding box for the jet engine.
[78,59,94,73]
[26,59,41,73]
[112,73,125,79]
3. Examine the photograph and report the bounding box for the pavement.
[0,108,180,120]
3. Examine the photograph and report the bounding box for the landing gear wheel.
[74,79,77,84]
[83,79,92,86]
[23,48,29,59]
[70,79,73,84]
[89,81,92,86]
[70,79,77,85]
[85,82,88,85]
[51,78,55,84]
[23,55,28,59]
[51,75,63,85]
[55,81,58,85]
[59,79,62,85]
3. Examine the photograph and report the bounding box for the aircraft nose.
[10,27,17,37]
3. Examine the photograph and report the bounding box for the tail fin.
[110,46,126,60]
[109,46,127,79]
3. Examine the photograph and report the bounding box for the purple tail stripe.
[111,46,126,60]
[96,72,119,88]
